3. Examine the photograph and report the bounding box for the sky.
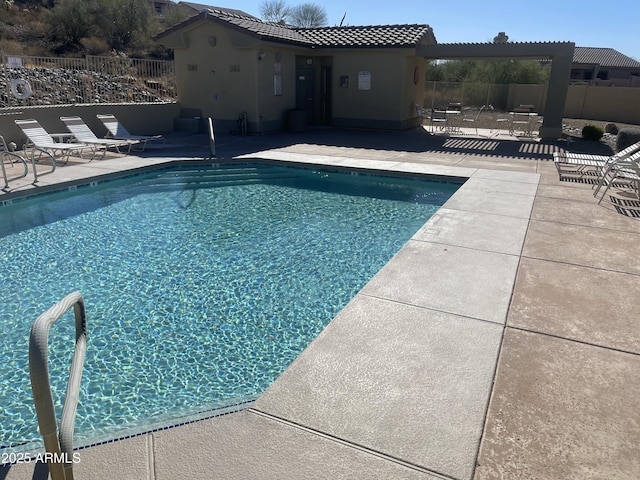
[201,0,640,61]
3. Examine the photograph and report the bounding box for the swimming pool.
[0,163,459,453]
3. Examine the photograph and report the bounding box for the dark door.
[296,67,314,123]
[321,66,332,125]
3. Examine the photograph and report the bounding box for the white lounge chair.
[593,152,640,204]
[14,119,94,164]
[96,114,164,151]
[61,116,136,157]
[553,141,640,178]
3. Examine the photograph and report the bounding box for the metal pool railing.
[29,292,87,480]
[1,54,177,107]
[1,135,28,190]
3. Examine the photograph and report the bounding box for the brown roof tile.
[155,8,433,49]
[573,47,640,68]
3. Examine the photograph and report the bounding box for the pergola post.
[539,46,574,140]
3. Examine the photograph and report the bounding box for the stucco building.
[154,7,436,134]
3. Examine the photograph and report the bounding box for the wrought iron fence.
[0,54,177,107]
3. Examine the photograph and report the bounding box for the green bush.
[616,128,640,152]
[581,124,604,141]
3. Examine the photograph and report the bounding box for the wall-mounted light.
[257,51,266,61]
[208,36,217,46]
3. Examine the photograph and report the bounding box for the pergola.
[417,42,575,140]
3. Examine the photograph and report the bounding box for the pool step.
[141,166,300,189]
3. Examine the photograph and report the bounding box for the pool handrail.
[29,291,87,480]
[30,147,57,184]
[207,116,216,158]
[1,134,29,190]
[1,151,29,190]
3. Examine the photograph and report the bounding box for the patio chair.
[61,116,136,157]
[14,119,95,164]
[553,141,640,178]
[429,108,448,133]
[461,105,486,136]
[96,114,165,151]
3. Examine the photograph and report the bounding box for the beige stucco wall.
[329,49,426,129]
[158,19,429,132]
[0,103,179,147]
[565,85,640,124]
[163,19,298,133]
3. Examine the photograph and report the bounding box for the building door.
[296,66,315,123]
[321,66,332,125]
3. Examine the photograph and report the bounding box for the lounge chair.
[60,116,136,157]
[593,152,640,204]
[96,114,164,151]
[553,141,640,178]
[14,119,95,164]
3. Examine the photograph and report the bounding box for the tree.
[426,59,550,85]
[260,0,290,23]
[106,0,156,50]
[289,2,327,27]
[52,0,94,44]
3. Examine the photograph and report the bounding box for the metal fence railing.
[1,54,177,107]
[424,81,512,112]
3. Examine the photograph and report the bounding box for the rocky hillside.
[0,0,180,59]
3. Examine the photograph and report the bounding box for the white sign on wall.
[7,56,23,69]
[358,71,371,90]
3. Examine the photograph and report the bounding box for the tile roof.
[294,24,434,48]
[573,47,640,68]
[155,8,434,48]
[178,2,258,20]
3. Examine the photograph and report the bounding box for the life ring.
[10,78,32,99]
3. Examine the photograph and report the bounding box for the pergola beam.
[417,42,575,140]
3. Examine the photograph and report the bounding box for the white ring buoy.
[11,78,32,99]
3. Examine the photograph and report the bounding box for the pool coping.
[1,152,539,480]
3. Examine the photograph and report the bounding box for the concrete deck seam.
[147,434,156,480]
[410,236,521,258]
[471,205,532,477]
[469,319,509,480]
[437,205,535,221]
[357,293,509,328]
[529,215,640,233]
[246,408,457,480]
[503,325,640,357]
[520,253,640,278]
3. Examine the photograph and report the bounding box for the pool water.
[0,163,458,452]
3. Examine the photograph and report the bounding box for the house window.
[187,64,198,71]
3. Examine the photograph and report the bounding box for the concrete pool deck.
[2,127,639,479]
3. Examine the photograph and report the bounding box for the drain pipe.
[207,117,216,158]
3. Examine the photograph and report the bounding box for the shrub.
[80,36,110,55]
[581,124,604,141]
[604,123,618,135]
[616,128,640,152]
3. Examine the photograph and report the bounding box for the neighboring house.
[178,2,259,19]
[570,47,640,86]
[149,0,175,17]
[153,7,436,133]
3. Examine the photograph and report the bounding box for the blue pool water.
[0,163,458,452]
